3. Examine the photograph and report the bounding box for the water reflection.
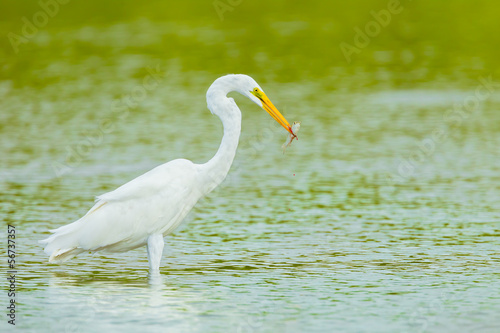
[42,271,209,332]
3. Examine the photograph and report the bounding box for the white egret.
[40,74,295,273]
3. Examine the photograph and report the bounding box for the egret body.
[40,74,295,273]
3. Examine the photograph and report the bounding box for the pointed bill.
[251,88,295,137]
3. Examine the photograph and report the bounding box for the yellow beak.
[251,90,295,137]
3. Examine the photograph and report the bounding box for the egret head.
[207,74,295,136]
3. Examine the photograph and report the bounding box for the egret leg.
[147,234,164,273]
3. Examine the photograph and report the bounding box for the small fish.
[282,121,301,153]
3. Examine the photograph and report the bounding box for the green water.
[1,1,500,332]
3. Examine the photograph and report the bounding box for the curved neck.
[202,100,242,193]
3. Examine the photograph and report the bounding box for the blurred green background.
[1,1,499,332]
[2,0,500,86]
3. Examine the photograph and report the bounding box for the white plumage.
[40,74,295,272]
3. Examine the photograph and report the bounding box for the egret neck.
[203,95,242,194]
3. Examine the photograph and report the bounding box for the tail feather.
[40,219,85,263]
[48,247,85,263]
[40,199,144,263]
